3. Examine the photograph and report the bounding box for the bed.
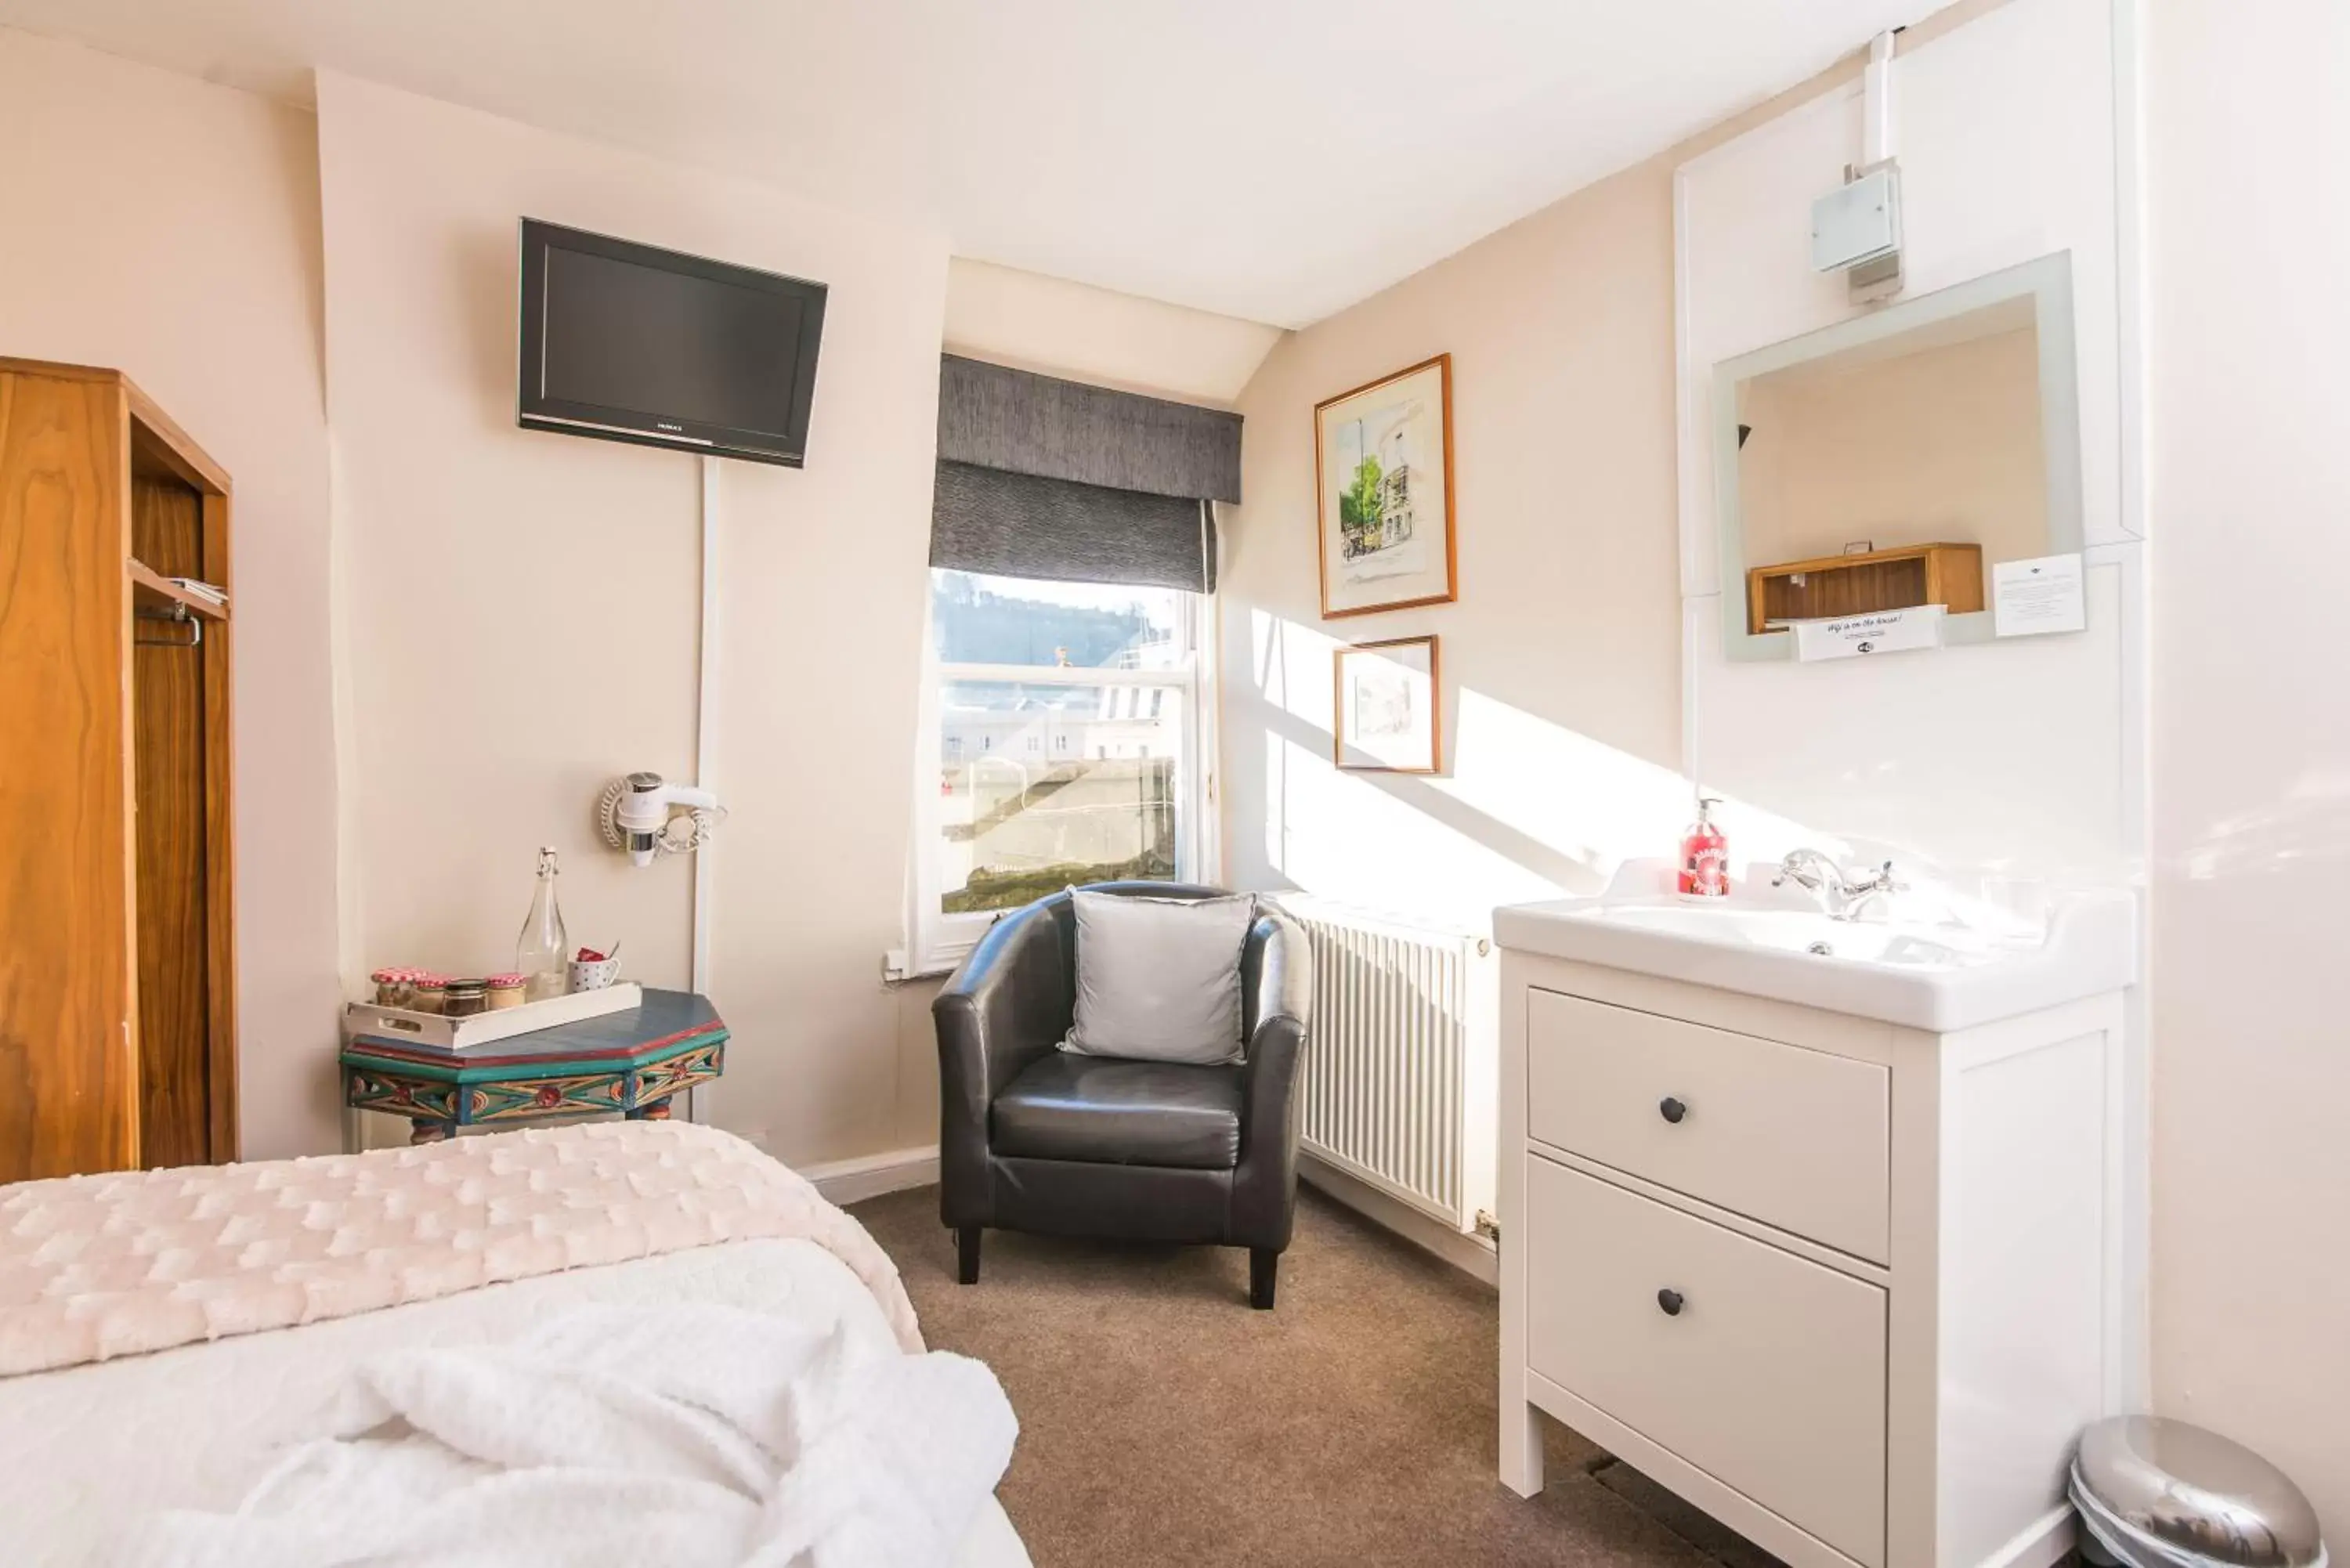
[0,1122,1029,1567]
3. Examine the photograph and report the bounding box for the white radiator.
[1281,898,1499,1235]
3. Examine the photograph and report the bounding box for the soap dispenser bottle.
[1678,797,1730,898]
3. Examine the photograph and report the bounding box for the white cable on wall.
[688,454,721,1123]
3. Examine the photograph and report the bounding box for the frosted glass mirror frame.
[1713,251,2082,662]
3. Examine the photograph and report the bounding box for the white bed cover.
[0,1237,1029,1568]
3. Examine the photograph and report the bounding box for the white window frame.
[898,578,1218,980]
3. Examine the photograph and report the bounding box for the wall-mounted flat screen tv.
[518,219,828,468]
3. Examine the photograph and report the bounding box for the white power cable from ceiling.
[687,454,721,1123]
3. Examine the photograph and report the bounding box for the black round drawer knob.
[1657,1288,1685,1317]
[1659,1096,1688,1124]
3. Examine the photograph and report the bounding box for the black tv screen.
[518,219,827,467]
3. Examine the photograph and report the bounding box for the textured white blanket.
[110,1303,1018,1568]
[0,1122,924,1374]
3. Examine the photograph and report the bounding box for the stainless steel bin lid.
[2072,1415,2326,1568]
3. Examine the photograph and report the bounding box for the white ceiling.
[0,0,1925,327]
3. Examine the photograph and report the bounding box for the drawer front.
[1526,988,1889,1262]
[1526,1157,1887,1567]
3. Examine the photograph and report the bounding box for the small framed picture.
[1314,354,1457,619]
[1333,635,1441,774]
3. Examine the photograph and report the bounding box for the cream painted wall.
[316,74,951,1165]
[1737,323,2047,573]
[944,258,1282,408]
[1679,0,2136,886]
[1217,3,2037,933]
[1219,157,1690,931]
[0,28,344,1159]
[0,35,1281,1172]
[2146,0,2350,1534]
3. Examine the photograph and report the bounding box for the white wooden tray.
[342,983,643,1052]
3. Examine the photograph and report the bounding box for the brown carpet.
[850,1183,1784,1568]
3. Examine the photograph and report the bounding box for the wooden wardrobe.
[0,358,237,1180]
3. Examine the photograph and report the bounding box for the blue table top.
[343,988,726,1072]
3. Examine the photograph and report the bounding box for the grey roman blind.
[932,461,1217,592]
[929,356,1241,594]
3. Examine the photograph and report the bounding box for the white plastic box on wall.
[1810,164,1902,273]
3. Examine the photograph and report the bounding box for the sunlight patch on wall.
[1448,688,1685,876]
[1263,734,1560,923]
[1249,606,1337,730]
[1243,610,1842,925]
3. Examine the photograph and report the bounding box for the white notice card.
[1993,552,2087,638]
[1790,605,1946,662]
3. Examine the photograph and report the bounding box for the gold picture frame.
[1332,635,1441,774]
[1313,354,1458,619]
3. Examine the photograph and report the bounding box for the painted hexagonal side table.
[342,988,728,1144]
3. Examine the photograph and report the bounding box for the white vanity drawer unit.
[1495,889,2137,1568]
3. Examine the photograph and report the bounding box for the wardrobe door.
[0,371,138,1179]
[131,475,212,1169]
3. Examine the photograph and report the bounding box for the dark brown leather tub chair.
[931,882,1313,1308]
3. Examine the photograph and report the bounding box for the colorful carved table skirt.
[342,988,727,1144]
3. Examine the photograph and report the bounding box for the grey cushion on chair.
[992,1054,1242,1170]
[1061,887,1256,1064]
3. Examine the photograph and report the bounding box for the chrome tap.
[1773,847,1845,901]
[1772,849,1906,921]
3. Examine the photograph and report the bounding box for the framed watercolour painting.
[1333,635,1441,774]
[1314,354,1456,618]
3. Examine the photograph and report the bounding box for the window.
[906,569,1215,974]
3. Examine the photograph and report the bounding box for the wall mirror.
[1714,251,2081,659]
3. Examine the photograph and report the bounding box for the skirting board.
[1302,1153,1499,1288]
[799,1144,939,1206]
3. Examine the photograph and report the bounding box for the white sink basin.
[1495,865,2136,1031]
[1585,904,2006,967]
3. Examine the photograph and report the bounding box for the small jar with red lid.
[410,972,450,1014]
[486,974,528,1011]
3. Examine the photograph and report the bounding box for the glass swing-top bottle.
[515,846,571,1002]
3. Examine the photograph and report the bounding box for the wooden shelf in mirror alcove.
[1745,542,1983,637]
[128,559,228,622]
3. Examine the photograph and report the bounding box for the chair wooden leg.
[956,1225,982,1285]
[1249,1248,1279,1310]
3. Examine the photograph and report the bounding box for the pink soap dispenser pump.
[1678,796,1730,898]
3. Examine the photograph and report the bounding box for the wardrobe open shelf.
[129,559,229,621]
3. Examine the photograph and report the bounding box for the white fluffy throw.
[114,1305,1018,1568]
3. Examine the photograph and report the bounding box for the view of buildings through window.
[931,570,1193,913]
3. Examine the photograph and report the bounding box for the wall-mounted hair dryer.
[596,771,725,867]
